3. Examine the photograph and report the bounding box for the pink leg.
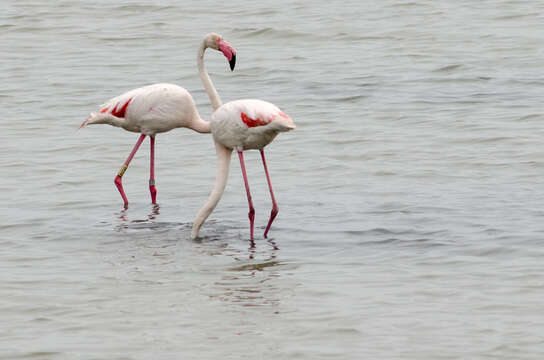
[260,150,278,238]
[114,134,146,208]
[238,151,255,239]
[149,135,157,204]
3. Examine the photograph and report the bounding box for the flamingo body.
[85,83,202,135]
[212,99,296,150]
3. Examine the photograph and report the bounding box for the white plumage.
[80,33,236,207]
[211,99,296,150]
[192,99,296,240]
[84,83,202,135]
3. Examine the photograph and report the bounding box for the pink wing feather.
[98,91,138,118]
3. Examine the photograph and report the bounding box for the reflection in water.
[117,208,128,223]
[111,205,289,310]
[248,239,280,260]
[148,203,160,220]
[214,271,281,308]
[211,239,283,309]
[114,204,162,232]
[176,231,287,310]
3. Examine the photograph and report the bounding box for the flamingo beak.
[218,39,236,71]
[229,53,236,71]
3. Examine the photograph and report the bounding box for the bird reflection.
[248,239,256,258]
[211,238,283,308]
[178,230,285,309]
[247,238,278,260]
[117,208,128,222]
[147,203,160,220]
[114,204,162,232]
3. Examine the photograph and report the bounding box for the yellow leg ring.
[118,164,128,177]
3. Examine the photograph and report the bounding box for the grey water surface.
[2,1,544,359]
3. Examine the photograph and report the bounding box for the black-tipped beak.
[229,54,236,71]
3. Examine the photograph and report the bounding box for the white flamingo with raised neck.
[81,33,236,208]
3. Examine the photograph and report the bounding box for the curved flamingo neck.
[198,41,222,111]
[189,112,211,133]
[191,141,232,239]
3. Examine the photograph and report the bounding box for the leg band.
[118,164,128,177]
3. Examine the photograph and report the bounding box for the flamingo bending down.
[191,99,296,240]
[80,33,236,207]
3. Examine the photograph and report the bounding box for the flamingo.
[191,100,296,240]
[80,33,236,208]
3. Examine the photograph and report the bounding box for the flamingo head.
[206,33,236,71]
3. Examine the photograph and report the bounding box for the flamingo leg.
[260,150,278,238]
[149,135,157,204]
[238,151,255,239]
[114,134,146,208]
